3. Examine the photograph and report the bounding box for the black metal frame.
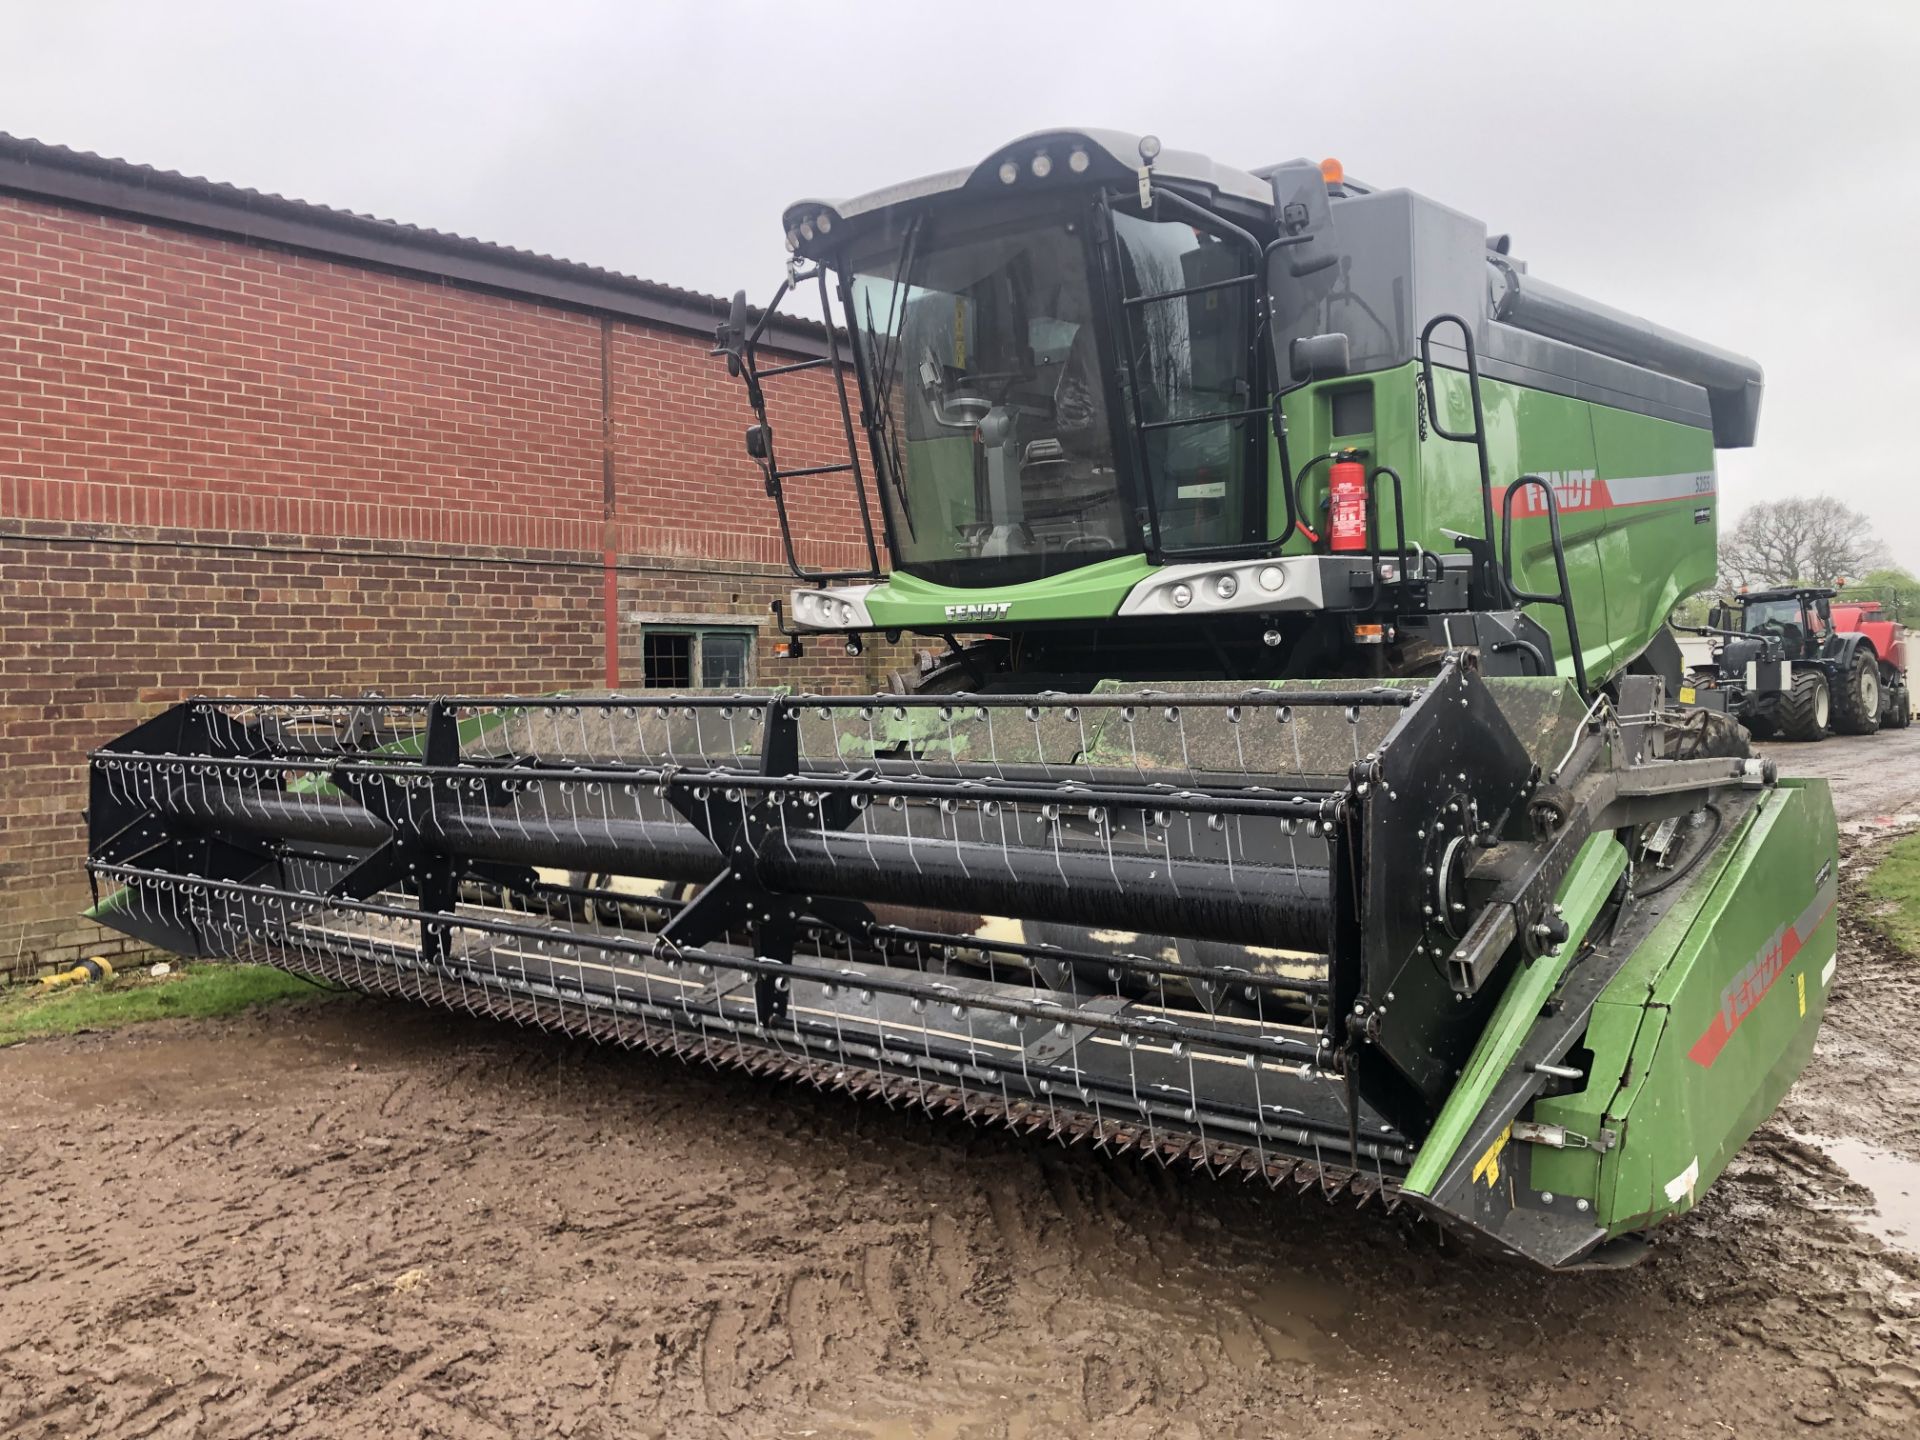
[86,660,1548,1164]
[1097,188,1281,563]
[1418,315,1504,607]
[1421,315,1592,692]
[716,268,885,583]
[83,656,1775,1262]
[1500,478,1590,697]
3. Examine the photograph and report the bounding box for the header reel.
[85,657,1779,1264]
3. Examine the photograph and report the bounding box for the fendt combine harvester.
[86,132,1837,1269]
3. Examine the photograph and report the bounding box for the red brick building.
[0,135,890,975]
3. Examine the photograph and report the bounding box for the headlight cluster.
[1162,564,1286,610]
[790,588,873,630]
[785,210,836,252]
[996,147,1091,185]
[1117,558,1322,619]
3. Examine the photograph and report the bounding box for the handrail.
[721,268,885,584]
[1500,477,1589,696]
[1418,314,1503,606]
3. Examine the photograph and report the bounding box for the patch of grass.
[0,963,342,1047]
[1863,831,1920,955]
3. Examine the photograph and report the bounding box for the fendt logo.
[1689,926,1802,1068]
[944,603,1011,621]
[1513,469,1599,515]
[1688,875,1835,1068]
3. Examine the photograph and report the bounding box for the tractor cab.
[1724,587,1837,662]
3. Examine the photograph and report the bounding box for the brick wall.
[0,192,900,976]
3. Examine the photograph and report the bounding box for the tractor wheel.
[1832,651,1882,736]
[1888,686,1913,731]
[1774,669,1831,741]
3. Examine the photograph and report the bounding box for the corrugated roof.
[0,132,825,352]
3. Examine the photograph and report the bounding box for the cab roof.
[778,128,1274,251]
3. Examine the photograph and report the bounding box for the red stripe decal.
[1687,901,1830,1068]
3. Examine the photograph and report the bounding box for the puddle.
[1813,1134,1920,1256]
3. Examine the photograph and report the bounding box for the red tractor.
[1832,595,1913,729]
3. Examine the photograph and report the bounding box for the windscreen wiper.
[862,212,925,541]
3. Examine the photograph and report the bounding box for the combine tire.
[1832,651,1882,735]
[1774,669,1831,741]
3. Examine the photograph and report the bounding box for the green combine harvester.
[85,131,1836,1269]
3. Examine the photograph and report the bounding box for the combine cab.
[1683,586,1910,738]
[85,131,1837,1269]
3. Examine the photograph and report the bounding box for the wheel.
[1832,650,1882,735]
[1888,685,1913,731]
[1774,669,1831,741]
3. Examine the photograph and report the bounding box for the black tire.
[1888,686,1913,731]
[1832,650,1882,735]
[1774,669,1831,741]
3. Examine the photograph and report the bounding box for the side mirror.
[715,289,751,377]
[1707,605,1728,632]
[744,424,770,460]
[1289,333,1351,383]
[1265,160,1338,278]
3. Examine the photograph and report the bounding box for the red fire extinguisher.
[1328,459,1369,552]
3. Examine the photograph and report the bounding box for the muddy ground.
[3,737,1919,1438]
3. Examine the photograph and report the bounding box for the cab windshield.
[846,200,1256,587]
[1744,598,1822,634]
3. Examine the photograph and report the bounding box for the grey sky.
[6,1,1918,568]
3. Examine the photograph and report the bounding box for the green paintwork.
[1396,775,1835,1245]
[1528,779,1836,1235]
[848,361,1717,690]
[861,554,1156,629]
[1400,831,1629,1197]
[1278,361,1717,685]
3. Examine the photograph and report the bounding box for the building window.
[641,627,754,689]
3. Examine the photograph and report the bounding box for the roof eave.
[0,132,827,354]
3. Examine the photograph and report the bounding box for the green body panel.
[1531,780,1836,1235]
[1585,403,1719,665]
[861,554,1155,628]
[1397,776,1834,1245]
[1400,832,1629,1197]
[1279,362,1717,683]
[854,363,1716,689]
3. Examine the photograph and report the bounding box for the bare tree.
[1718,497,1888,588]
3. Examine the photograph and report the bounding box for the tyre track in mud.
[1,735,1918,1438]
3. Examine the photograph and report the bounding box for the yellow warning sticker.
[1797,970,1807,1017]
[1679,685,1697,704]
[1471,1125,1513,1189]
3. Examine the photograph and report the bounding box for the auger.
[85,131,1836,1268]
